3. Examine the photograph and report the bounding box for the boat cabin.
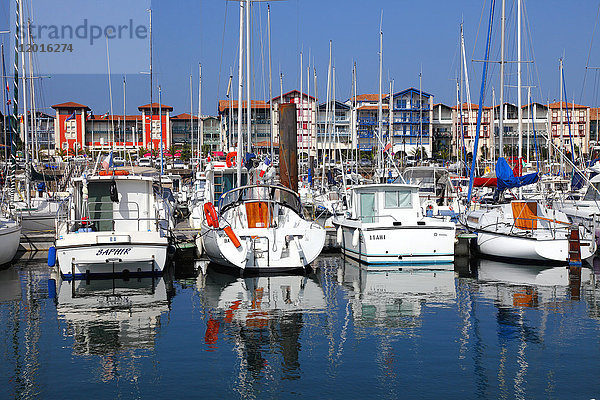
[67,175,159,233]
[349,184,421,223]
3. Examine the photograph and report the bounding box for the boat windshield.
[219,185,302,215]
[404,169,449,194]
[583,182,600,201]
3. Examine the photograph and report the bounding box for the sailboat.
[462,0,596,264]
[200,3,325,273]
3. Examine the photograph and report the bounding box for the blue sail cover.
[496,157,539,191]
[572,171,584,191]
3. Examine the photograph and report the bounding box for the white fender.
[352,228,360,247]
[336,227,343,245]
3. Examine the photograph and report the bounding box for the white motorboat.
[201,184,325,273]
[53,171,173,279]
[332,183,456,267]
[463,200,596,264]
[0,217,21,267]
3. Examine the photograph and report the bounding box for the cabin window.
[384,191,412,208]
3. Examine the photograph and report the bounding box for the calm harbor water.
[2,254,600,399]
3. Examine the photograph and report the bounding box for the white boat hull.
[0,222,22,266]
[56,233,168,279]
[334,222,455,267]
[201,223,325,273]
[476,230,595,263]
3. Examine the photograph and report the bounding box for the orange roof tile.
[51,101,90,110]
[351,93,390,102]
[547,101,587,109]
[171,113,200,120]
[218,100,270,113]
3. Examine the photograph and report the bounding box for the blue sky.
[2,0,600,116]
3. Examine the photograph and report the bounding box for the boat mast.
[517,0,522,196]
[300,50,303,166]
[559,57,564,176]
[236,0,244,186]
[267,4,273,161]
[159,85,163,175]
[378,14,383,177]
[461,24,473,171]
[353,62,358,176]
[18,0,29,206]
[1,44,6,162]
[190,74,193,165]
[198,63,203,167]
[245,0,251,154]
[389,78,393,174]
[419,69,423,162]
[149,8,153,158]
[123,76,126,161]
[26,19,37,162]
[499,0,505,158]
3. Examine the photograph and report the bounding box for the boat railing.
[56,200,170,234]
[358,214,400,223]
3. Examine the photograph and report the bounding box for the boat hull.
[201,223,325,273]
[475,230,595,264]
[56,234,168,279]
[334,222,455,267]
[0,222,22,266]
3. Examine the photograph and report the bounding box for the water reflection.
[476,258,592,306]
[474,258,595,400]
[340,257,456,327]
[0,266,21,302]
[53,272,172,382]
[199,267,326,389]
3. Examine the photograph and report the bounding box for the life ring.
[99,170,129,176]
[203,202,219,228]
[223,226,241,248]
[226,152,237,168]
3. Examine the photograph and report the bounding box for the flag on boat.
[101,112,109,119]
[102,151,113,171]
[65,111,76,122]
[384,142,392,152]
[5,81,8,92]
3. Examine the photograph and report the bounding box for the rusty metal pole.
[279,103,298,192]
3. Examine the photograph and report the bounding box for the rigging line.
[258,1,266,102]
[216,0,229,102]
[467,0,495,203]
[522,0,543,102]
[471,0,488,60]
[581,3,600,103]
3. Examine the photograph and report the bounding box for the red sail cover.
[473,177,497,187]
